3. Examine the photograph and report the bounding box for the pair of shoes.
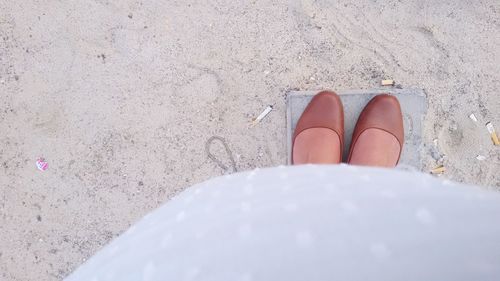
[292,91,404,167]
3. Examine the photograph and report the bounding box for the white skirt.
[66,164,500,281]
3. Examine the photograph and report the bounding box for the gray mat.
[286,88,427,169]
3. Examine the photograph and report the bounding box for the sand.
[1,0,499,280]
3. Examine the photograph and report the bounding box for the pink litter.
[36,158,48,171]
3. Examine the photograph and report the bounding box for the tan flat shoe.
[347,94,404,167]
[292,91,344,164]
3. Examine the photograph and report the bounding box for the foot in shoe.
[348,94,404,168]
[348,128,401,167]
[293,128,341,164]
[292,91,344,165]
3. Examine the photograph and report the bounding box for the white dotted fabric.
[66,165,500,281]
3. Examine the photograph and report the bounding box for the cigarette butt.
[251,105,273,126]
[430,165,445,174]
[486,122,500,145]
[381,79,395,86]
[491,133,500,145]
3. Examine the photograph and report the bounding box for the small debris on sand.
[381,79,395,86]
[476,155,486,161]
[36,158,48,171]
[430,165,445,175]
[486,122,499,145]
[468,113,478,123]
[251,105,273,126]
